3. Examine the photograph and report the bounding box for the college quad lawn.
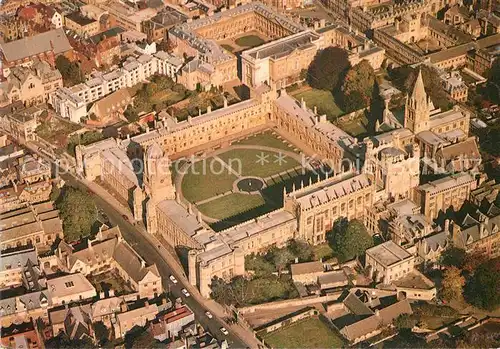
[291,89,344,119]
[217,148,301,178]
[235,34,266,48]
[234,131,298,153]
[261,317,344,349]
[181,158,238,203]
[197,193,266,220]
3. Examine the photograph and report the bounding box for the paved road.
[12,136,251,348]
[60,172,247,348]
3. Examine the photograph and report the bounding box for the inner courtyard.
[174,130,321,229]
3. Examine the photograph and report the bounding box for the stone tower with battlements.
[143,142,175,234]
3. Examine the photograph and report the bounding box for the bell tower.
[143,142,175,234]
[404,69,430,134]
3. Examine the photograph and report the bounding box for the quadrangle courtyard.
[174,130,322,229]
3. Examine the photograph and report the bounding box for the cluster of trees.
[210,274,298,307]
[124,75,187,122]
[326,218,373,262]
[67,131,104,157]
[388,64,452,112]
[306,47,377,112]
[440,247,499,310]
[55,56,85,87]
[54,186,98,243]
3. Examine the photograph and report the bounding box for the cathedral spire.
[411,68,426,101]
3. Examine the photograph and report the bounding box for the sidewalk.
[81,178,263,348]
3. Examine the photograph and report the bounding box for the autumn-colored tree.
[462,251,488,273]
[340,60,376,112]
[441,266,465,302]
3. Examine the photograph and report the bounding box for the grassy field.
[151,90,184,104]
[197,193,266,220]
[234,131,298,153]
[217,149,300,178]
[221,44,235,52]
[292,89,344,119]
[335,114,369,137]
[312,243,335,260]
[261,317,344,349]
[235,34,266,47]
[181,158,237,202]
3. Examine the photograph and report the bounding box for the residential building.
[141,7,187,42]
[64,11,100,37]
[46,273,97,306]
[114,299,159,338]
[0,245,38,289]
[0,104,42,142]
[1,320,42,349]
[0,202,63,252]
[0,28,73,73]
[365,241,416,283]
[87,88,132,126]
[152,305,195,341]
[57,226,163,299]
[0,59,63,106]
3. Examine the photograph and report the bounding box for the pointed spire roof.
[411,68,427,101]
[147,142,164,160]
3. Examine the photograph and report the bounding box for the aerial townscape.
[0,0,499,346]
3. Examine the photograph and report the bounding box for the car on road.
[181,288,190,297]
[220,327,229,335]
[205,311,213,319]
[169,275,178,284]
[122,214,129,222]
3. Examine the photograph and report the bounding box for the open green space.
[150,90,184,105]
[291,89,344,119]
[197,193,266,220]
[217,149,301,178]
[335,114,369,137]
[234,131,298,153]
[181,158,238,203]
[235,34,266,47]
[260,317,344,349]
[221,44,235,52]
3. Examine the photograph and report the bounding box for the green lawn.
[312,243,334,260]
[221,44,235,52]
[335,114,369,137]
[235,34,266,47]
[234,131,298,153]
[197,193,266,220]
[151,90,184,104]
[181,158,238,203]
[261,317,344,349]
[217,149,301,178]
[292,89,344,119]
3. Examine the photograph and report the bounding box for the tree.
[125,326,162,349]
[485,58,500,104]
[50,185,61,202]
[67,131,104,157]
[340,60,376,112]
[328,219,373,262]
[245,254,275,277]
[56,55,84,87]
[288,239,313,262]
[441,266,465,302]
[270,247,294,275]
[93,321,109,345]
[464,258,500,310]
[307,46,350,91]
[389,64,451,111]
[57,186,97,242]
[112,55,121,66]
[210,276,233,305]
[393,314,416,330]
[439,247,466,268]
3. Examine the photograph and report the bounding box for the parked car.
[205,311,213,319]
[181,288,190,297]
[220,327,229,335]
[169,275,178,284]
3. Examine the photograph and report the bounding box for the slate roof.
[0,28,72,62]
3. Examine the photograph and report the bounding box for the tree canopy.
[340,60,376,112]
[389,64,452,111]
[67,131,104,157]
[56,186,97,242]
[307,46,350,91]
[55,55,85,87]
[485,58,500,104]
[439,247,466,269]
[464,258,500,310]
[327,218,373,262]
[441,266,465,302]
